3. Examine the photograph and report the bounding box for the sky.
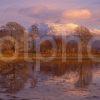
[0,0,100,33]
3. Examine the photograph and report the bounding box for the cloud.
[48,23,79,35]
[19,5,62,23]
[0,5,60,27]
[63,9,92,19]
[65,23,79,30]
[0,4,99,31]
[91,28,100,35]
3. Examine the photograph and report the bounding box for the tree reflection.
[40,62,93,88]
[0,61,29,93]
[75,64,93,88]
[0,60,94,93]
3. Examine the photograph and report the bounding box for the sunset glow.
[0,0,100,100]
[0,0,99,33]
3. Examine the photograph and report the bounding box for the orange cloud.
[63,9,92,19]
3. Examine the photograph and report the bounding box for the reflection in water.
[75,65,93,88]
[0,60,98,95]
[40,62,93,88]
[0,61,30,93]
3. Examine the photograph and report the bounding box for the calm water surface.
[0,61,100,100]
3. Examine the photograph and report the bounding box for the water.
[0,61,100,100]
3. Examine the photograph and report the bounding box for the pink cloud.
[91,28,100,35]
[63,9,92,19]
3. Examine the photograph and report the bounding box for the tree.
[75,26,92,43]
[40,40,53,54]
[29,25,39,38]
[0,22,25,54]
[1,40,15,56]
[28,25,39,53]
[75,26,93,55]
